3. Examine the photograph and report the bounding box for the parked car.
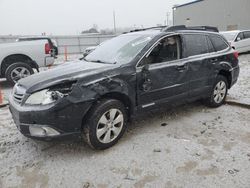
[9,26,239,150]
[220,30,250,53]
[82,41,111,58]
[83,46,97,57]
[0,39,56,84]
[17,36,58,57]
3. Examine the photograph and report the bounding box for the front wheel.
[83,99,128,150]
[205,75,228,107]
[5,62,34,85]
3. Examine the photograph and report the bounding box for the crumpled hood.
[18,60,115,93]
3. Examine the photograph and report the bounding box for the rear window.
[184,34,209,57]
[209,35,228,51]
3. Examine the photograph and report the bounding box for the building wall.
[0,35,115,55]
[173,0,250,31]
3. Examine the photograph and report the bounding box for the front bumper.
[9,95,92,141]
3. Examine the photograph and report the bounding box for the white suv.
[221,30,250,53]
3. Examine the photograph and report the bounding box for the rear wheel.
[5,62,34,85]
[205,75,228,107]
[83,99,127,150]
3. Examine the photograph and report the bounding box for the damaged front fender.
[67,70,137,114]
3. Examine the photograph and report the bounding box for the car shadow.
[239,51,250,56]
[1,100,211,171]
[1,79,208,157]
[28,101,206,155]
[125,101,205,135]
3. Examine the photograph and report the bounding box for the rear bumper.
[44,56,55,66]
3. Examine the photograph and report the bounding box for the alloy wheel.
[213,81,226,104]
[96,108,124,144]
[11,67,31,83]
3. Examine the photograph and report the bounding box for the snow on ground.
[0,101,250,187]
[228,54,250,105]
[0,54,249,188]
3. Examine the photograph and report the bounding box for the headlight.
[25,81,76,105]
[25,89,63,105]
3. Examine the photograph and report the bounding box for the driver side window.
[143,36,181,65]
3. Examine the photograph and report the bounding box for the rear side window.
[209,35,228,51]
[237,32,244,40]
[244,31,250,39]
[206,36,215,53]
[184,34,209,57]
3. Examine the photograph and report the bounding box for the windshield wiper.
[89,60,113,64]
[79,57,88,61]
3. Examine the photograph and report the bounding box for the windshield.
[85,34,153,64]
[221,32,238,41]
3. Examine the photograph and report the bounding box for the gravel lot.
[0,54,250,188]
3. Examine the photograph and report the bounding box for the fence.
[0,34,115,55]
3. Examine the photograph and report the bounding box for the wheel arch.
[1,54,38,76]
[218,69,232,88]
[99,92,133,115]
[81,91,134,130]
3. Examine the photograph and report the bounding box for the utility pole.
[113,11,117,34]
[166,12,170,26]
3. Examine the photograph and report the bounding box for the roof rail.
[163,25,219,32]
[124,26,167,34]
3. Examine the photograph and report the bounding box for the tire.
[83,99,128,150]
[5,62,34,85]
[205,75,228,107]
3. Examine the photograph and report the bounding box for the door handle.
[175,64,187,72]
[209,58,218,64]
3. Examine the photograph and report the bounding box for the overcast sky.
[0,0,191,35]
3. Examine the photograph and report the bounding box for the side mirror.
[142,64,149,71]
[141,64,152,92]
[236,37,241,42]
[142,64,150,79]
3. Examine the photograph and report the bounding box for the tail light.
[229,51,239,67]
[233,51,239,59]
[45,43,51,54]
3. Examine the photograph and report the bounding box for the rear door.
[206,34,231,85]
[182,33,213,97]
[243,31,250,52]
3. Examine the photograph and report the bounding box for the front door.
[136,35,189,108]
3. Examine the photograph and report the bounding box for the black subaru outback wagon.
[9,26,240,150]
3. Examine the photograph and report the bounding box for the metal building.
[173,0,250,31]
